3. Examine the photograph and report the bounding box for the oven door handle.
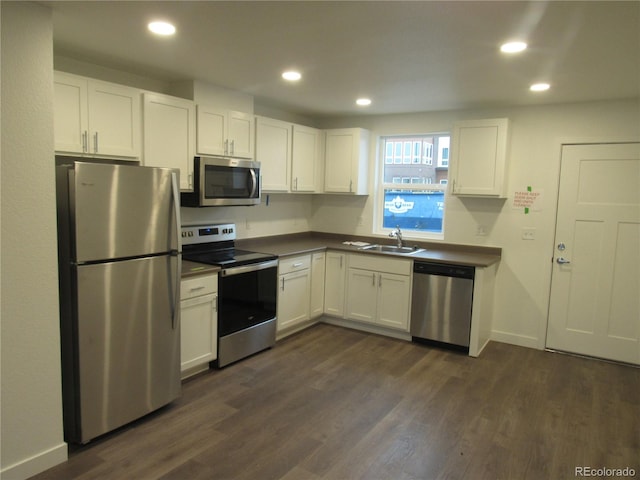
[221,259,278,277]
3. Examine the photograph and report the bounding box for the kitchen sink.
[359,244,425,255]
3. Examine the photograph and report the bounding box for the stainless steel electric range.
[181,224,278,368]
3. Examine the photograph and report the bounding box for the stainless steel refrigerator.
[56,158,182,444]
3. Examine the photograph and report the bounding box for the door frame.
[543,136,640,352]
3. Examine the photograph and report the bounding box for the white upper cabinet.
[142,93,195,191]
[54,71,141,158]
[450,118,510,197]
[197,105,254,159]
[324,128,370,194]
[255,116,292,192]
[292,124,323,192]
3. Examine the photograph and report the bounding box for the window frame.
[374,133,449,240]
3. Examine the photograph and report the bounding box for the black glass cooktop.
[183,247,277,268]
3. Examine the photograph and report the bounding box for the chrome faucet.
[389,225,403,248]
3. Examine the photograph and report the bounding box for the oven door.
[200,156,260,206]
[218,260,278,337]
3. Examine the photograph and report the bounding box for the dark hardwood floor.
[31,323,639,480]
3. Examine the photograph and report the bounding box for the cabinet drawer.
[278,254,311,274]
[181,274,218,300]
[348,254,411,276]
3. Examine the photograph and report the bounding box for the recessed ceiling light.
[500,41,527,54]
[148,21,176,36]
[530,83,551,92]
[356,98,372,106]
[282,71,302,81]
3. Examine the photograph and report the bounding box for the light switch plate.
[522,227,536,240]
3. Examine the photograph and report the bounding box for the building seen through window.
[380,134,450,235]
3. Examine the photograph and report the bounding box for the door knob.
[556,257,571,265]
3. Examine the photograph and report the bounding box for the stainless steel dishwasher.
[410,261,475,351]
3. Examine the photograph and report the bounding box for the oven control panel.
[181,223,236,245]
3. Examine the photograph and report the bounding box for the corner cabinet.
[180,274,218,379]
[197,105,254,159]
[450,118,510,197]
[142,93,195,191]
[324,128,370,194]
[54,71,141,158]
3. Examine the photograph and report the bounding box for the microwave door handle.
[248,168,258,198]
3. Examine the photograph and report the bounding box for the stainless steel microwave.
[181,156,261,207]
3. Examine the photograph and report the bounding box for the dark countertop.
[181,259,220,278]
[236,232,501,268]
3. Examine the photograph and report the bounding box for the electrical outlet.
[522,227,536,240]
[476,225,487,236]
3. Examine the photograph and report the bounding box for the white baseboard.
[1,443,67,480]
[491,329,540,350]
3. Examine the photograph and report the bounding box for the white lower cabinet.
[345,254,411,331]
[277,255,311,331]
[324,251,347,317]
[310,252,326,318]
[180,274,218,378]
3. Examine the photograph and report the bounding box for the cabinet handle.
[213,295,218,313]
[230,140,235,156]
[94,132,99,153]
[372,273,376,286]
[340,256,343,268]
[349,180,353,193]
[188,173,193,188]
[224,139,229,155]
[292,262,303,268]
[190,285,205,292]
[281,277,285,291]
[378,275,382,287]
[82,131,88,153]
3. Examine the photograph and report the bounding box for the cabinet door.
[88,81,141,157]
[54,72,88,154]
[377,273,411,331]
[180,293,217,372]
[310,252,326,318]
[255,116,291,192]
[228,110,254,159]
[292,124,320,192]
[196,105,227,156]
[345,268,378,324]
[450,118,509,197]
[277,270,311,330]
[324,130,354,193]
[324,252,346,317]
[143,93,195,190]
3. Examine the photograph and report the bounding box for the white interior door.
[546,142,640,365]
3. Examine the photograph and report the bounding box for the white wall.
[1,2,67,479]
[181,193,313,238]
[311,99,640,349]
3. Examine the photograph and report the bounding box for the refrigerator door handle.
[170,171,181,330]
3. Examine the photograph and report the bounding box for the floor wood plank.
[30,323,640,480]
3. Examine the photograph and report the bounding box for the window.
[377,134,449,237]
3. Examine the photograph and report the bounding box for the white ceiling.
[47,1,640,117]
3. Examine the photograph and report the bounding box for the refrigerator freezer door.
[74,254,180,443]
[72,162,179,262]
